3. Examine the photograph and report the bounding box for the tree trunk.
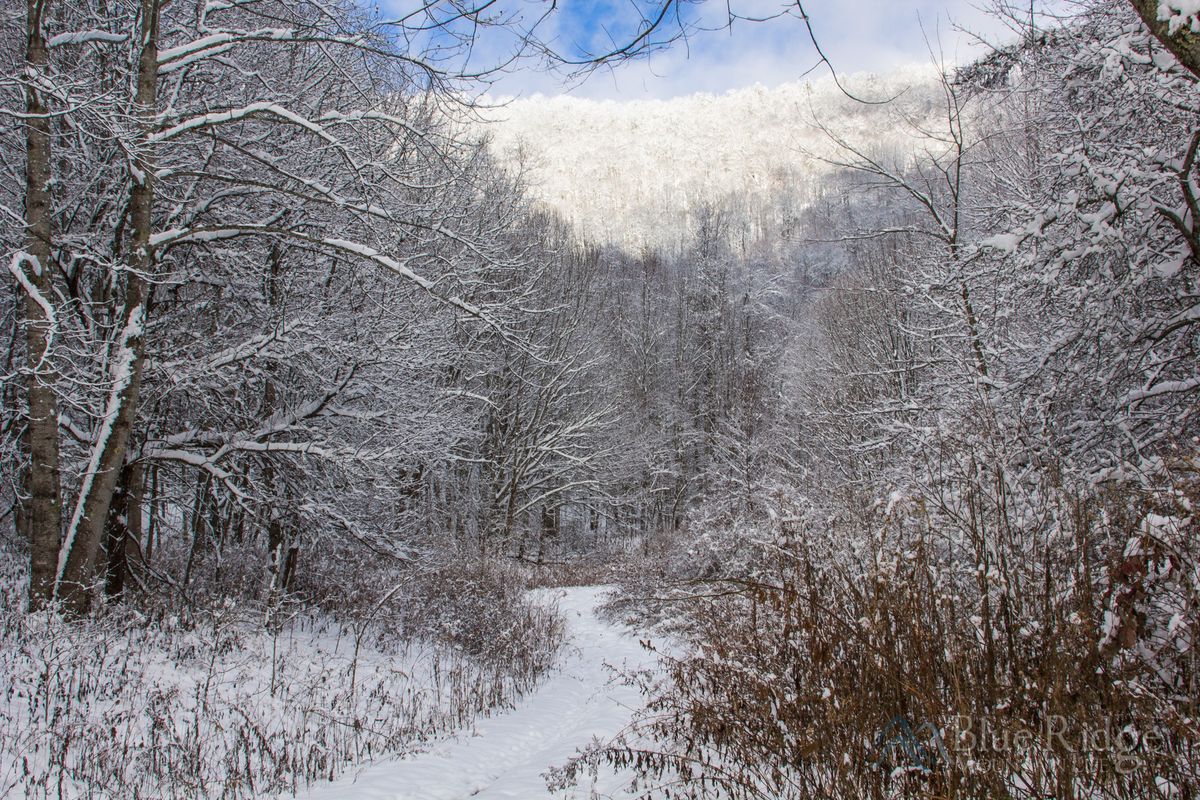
[261,246,297,623]
[20,0,63,611]
[104,460,143,600]
[55,0,159,615]
[1129,0,1200,78]
[536,503,557,565]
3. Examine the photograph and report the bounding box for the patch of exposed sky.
[365,1,1048,100]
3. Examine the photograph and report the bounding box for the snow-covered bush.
[586,464,1198,799]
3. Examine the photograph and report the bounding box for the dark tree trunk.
[535,503,558,565]
[281,545,298,592]
[104,460,143,600]
[21,0,64,611]
[261,244,299,619]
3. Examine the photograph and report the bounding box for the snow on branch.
[48,30,129,47]
[55,304,145,589]
[7,251,57,367]
[151,103,340,145]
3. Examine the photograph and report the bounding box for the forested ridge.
[476,66,945,248]
[1,0,1198,798]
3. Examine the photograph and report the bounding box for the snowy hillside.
[478,67,941,246]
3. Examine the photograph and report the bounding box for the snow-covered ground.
[300,585,658,800]
[0,584,559,800]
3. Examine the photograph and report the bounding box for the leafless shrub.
[569,462,1199,799]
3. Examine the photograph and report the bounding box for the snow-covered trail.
[301,585,657,800]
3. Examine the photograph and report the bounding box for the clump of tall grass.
[0,550,564,799]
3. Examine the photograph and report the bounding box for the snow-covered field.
[301,585,659,800]
[0,564,563,800]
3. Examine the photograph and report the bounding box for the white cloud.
[481,0,1028,100]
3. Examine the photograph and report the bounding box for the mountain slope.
[478,67,941,247]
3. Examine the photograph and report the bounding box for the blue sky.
[373,1,1034,99]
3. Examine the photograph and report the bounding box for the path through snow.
[301,585,658,800]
